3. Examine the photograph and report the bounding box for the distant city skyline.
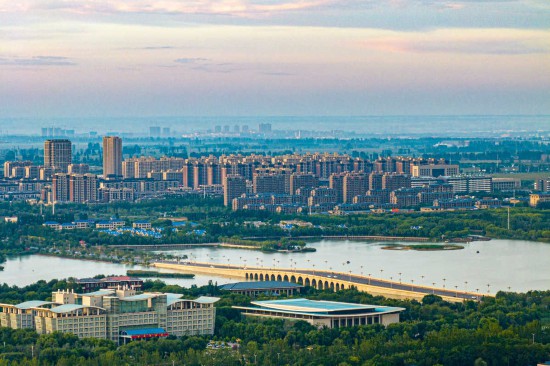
[1,0,549,117]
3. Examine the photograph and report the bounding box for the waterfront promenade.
[153,260,487,303]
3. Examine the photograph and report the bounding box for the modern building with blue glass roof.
[234,298,405,328]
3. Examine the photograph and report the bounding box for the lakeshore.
[2,239,549,293]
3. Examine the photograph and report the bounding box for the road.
[155,260,484,301]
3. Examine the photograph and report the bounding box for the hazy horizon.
[0,115,548,136]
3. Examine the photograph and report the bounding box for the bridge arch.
[330,282,335,291]
[254,273,259,280]
[270,274,275,281]
[283,275,289,282]
[311,279,316,288]
[305,278,310,286]
[298,277,304,285]
[259,274,264,281]
[290,275,296,283]
[336,283,340,291]
[277,274,282,281]
[245,273,249,280]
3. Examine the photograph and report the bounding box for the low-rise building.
[133,221,152,229]
[76,276,144,292]
[219,281,303,297]
[0,288,220,344]
[234,298,404,328]
[530,193,550,207]
[96,219,125,230]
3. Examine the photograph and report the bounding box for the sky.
[1,0,549,117]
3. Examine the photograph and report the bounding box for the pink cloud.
[0,0,337,17]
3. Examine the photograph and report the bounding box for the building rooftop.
[251,298,378,314]
[166,293,183,306]
[14,300,54,310]
[50,304,87,314]
[120,293,156,301]
[77,278,101,283]
[100,276,141,282]
[220,281,303,291]
[194,296,221,304]
[83,289,115,297]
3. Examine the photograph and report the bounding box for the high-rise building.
[103,136,123,178]
[149,126,161,137]
[253,173,285,194]
[382,173,411,191]
[224,175,246,206]
[290,173,318,195]
[329,173,346,203]
[44,139,72,173]
[411,164,459,177]
[259,123,272,133]
[3,161,33,178]
[52,173,70,202]
[343,173,368,203]
[68,164,90,175]
[70,174,97,203]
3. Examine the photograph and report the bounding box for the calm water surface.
[2,239,549,294]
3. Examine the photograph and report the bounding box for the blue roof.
[43,221,59,225]
[252,298,376,313]
[220,281,303,291]
[121,328,166,336]
[238,299,405,317]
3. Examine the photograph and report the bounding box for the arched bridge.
[153,261,486,303]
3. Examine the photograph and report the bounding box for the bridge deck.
[153,261,488,303]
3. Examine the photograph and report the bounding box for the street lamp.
[368,273,371,285]
[432,282,436,294]
[487,284,490,293]
[411,279,414,291]
[390,276,393,289]
[442,278,446,288]
[398,272,402,283]
[454,285,458,297]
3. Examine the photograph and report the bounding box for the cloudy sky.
[1,0,549,117]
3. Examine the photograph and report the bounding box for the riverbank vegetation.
[126,270,194,279]
[220,237,310,252]
[0,278,549,365]
[0,199,548,268]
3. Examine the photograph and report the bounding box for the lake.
[2,239,549,293]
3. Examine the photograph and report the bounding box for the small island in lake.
[381,244,464,251]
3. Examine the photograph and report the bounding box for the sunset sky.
[1,0,549,117]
